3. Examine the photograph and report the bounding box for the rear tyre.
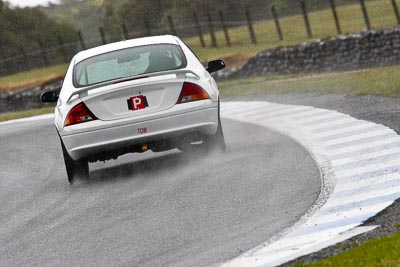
[206,116,226,152]
[178,99,226,153]
[61,141,89,184]
[205,99,226,152]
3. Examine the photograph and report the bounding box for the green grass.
[0,64,68,94]
[186,0,398,60]
[298,231,400,266]
[0,107,55,122]
[218,65,400,98]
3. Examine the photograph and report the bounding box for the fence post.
[391,0,400,25]
[99,26,107,44]
[38,41,49,66]
[0,48,10,75]
[19,46,30,70]
[206,13,218,47]
[0,47,5,67]
[271,5,283,41]
[122,23,129,39]
[144,18,152,36]
[193,12,206,48]
[77,30,86,50]
[219,10,231,46]
[300,0,313,38]
[57,35,68,63]
[167,16,178,36]
[359,0,371,30]
[329,0,342,34]
[245,9,257,44]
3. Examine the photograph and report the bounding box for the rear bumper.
[61,107,218,160]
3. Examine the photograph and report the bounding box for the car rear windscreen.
[74,44,187,87]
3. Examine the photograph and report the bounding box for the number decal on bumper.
[137,128,147,134]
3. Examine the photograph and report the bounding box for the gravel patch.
[224,92,400,265]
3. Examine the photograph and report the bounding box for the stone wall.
[218,28,400,80]
[0,80,62,113]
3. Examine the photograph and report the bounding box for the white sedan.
[41,35,226,184]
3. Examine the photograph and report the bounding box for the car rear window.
[74,44,187,87]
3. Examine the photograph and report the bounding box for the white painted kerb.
[221,101,400,267]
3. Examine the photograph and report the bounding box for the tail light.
[65,102,97,126]
[177,82,210,104]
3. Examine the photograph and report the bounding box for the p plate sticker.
[127,95,149,111]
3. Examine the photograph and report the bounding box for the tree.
[0,5,76,58]
[102,0,122,42]
[117,0,167,35]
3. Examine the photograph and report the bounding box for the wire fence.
[0,0,398,77]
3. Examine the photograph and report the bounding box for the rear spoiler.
[67,69,200,103]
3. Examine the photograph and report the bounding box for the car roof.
[73,35,181,64]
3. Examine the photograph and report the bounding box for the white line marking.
[335,173,400,192]
[314,121,374,137]
[321,129,394,146]
[303,202,392,225]
[335,160,400,177]
[295,111,342,123]
[312,120,368,133]
[305,115,354,126]
[331,146,400,166]
[251,106,314,119]
[301,115,349,126]
[323,187,400,209]
[325,136,400,156]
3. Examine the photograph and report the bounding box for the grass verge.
[299,231,400,266]
[0,107,54,123]
[218,65,400,98]
[0,64,68,95]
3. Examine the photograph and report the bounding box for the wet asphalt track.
[0,117,320,266]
